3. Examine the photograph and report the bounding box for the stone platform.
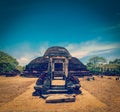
[46,94,76,103]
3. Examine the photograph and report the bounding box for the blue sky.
[0,0,120,65]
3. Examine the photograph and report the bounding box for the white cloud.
[66,40,120,59]
[17,57,30,66]
[10,40,120,66]
[11,42,49,66]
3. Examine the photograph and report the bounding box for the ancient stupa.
[23,46,88,77]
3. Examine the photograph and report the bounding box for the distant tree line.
[86,56,120,76]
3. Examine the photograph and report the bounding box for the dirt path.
[0,82,107,112]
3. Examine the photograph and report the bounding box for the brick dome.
[44,46,71,58]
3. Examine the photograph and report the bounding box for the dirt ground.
[0,76,120,112]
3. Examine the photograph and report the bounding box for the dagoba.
[23,46,89,77]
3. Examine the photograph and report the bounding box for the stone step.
[51,85,65,90]
[50,87,66,90]
[53,77,64,80]
[51,85,65,87]
[47,89,68,94]
[46,94,76,103]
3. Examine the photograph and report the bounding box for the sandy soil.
[81,76,120,112]
[0,76,36,106]
[0,76,119,112]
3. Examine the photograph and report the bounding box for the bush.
[86,78,90,81]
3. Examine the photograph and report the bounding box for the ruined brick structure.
[23,46,89,77]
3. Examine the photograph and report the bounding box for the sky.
[0,0,120,66]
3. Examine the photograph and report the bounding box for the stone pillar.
[63,63,65,72]
[52,62,54,72]
[50,57,53,81]
[64,58,69,88]
[64,58,69,77]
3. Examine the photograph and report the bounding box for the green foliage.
[88,56,106,65]
[86,56,106,74]
[109,59,120,64]
[0,51,19,74]
[107,59,120,75]
[0,51,18,67]
[0,63,15,73]
[87,56,120,75]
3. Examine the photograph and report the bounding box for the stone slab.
[46,94,76,103]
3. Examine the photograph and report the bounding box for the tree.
[108,59,120,75]
[0,51,19,75]
[88,56,106,65]
[87,56,107,74]
[109,59,120,64]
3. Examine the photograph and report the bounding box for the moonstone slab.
[46,94,76,103]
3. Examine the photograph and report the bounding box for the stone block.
[46,94,76,103]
